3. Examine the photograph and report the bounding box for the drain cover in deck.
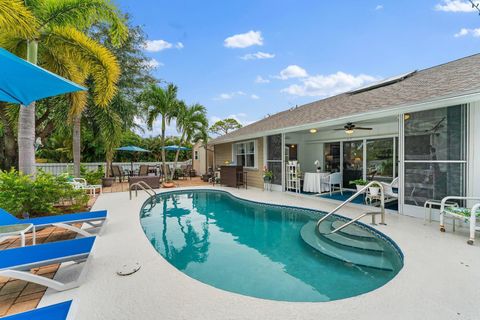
[117,262,141,276]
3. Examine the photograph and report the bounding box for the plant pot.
[163,182,176,188]
[101,177,114,187]
[369,187,380,196]
[356,184,365,193]
[263,177,272,183]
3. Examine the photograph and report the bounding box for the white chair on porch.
[324,172,343,196]
[439,196,480,245]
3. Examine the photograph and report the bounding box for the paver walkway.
[0,226,77,316]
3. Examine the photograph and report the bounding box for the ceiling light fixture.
[345,128,354,135]
[404,113,411,120]
[309,128,317,133]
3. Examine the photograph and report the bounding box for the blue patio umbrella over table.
[162,145,191,151]
[0,48,86,105]
[115,145,151,172]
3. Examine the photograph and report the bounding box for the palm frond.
[46,26,120,110]
[36,0,127,46]
[0,0,39,39]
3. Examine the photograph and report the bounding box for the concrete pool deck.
[39,186,479,320]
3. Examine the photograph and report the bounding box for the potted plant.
[349,179,368,192]
[163,179,176,188]
[101,177,114,187]
[368,182,382,196]
[263,166,273,183]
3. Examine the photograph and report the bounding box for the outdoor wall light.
[309,128,317,133]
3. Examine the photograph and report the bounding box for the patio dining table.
[303,172,330,193]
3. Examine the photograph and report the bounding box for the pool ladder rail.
[129,181,157,205]
[316,181,386,235]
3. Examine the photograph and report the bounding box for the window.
[233,140,256,168]
[194,150,199,160]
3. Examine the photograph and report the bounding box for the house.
[192,140,213,176]
[210,53,480,218]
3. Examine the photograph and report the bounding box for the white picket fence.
[35,161,190,176]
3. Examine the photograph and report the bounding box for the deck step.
[301,221,393,271]
[331,220,377,240]
[318,221,384,252]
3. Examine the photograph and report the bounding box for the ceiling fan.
[334,122,373,134]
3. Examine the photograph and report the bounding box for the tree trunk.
[161,116,168,181]
[73,114,81,177]
[18,40,38,176]
[171,132,185,180]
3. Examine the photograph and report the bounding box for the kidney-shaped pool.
[140,189,403,302]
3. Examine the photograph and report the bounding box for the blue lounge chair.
[0,209,107,238]
[2,300,74,320]
[0,237,95,291]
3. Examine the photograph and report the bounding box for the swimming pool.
[140,189,403,302]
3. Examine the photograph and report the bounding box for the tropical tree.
[0,0,127,176]
[171,102,207,179]
[209,118,242,136]
[138,83,180,178]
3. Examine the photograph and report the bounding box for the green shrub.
[0,169,89,218]
[80,165,104,185]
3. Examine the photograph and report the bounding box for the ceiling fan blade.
[334,128,346,131]
[355,127,373,130]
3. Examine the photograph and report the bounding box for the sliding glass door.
[343,140,364,188]
[366,138,395,182]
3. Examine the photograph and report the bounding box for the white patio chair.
[380,177,399,202]
[324,172,343,196]
[439,196,480,245]
[70,178,102,197]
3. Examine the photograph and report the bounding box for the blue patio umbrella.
[162,145,191,151]
[0,48,86,105]
[115,145,150,172]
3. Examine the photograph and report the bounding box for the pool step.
[300,221,394,271]
[331,220,377,240]
[317,221,384,253]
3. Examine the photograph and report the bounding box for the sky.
[113,0,480,136]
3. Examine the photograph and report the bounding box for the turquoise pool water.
[140,190,403,302]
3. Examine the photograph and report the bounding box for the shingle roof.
[211,53,480,144]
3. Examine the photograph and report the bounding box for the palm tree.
[0,0,38,39]
[171,103,207,179]
[139,83,179,179]
[0,0,126,176]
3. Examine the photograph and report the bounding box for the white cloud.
[144,58,163,69]
[213,91,246,101]
[250,94,260,99]
[241,51,275,60]
[224,30,263,48]
[276,65,308,80]
[281,71,378,97]
[255,76,270,84]
[144,39,184,52]
[454,27,480,37]
[134,117,179,137]
[144,40,172,52]
[375,4,384,10]
[435,0,476,12]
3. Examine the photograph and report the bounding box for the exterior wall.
[214,137,264,189]
[192,142,213,176]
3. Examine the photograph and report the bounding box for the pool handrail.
[316,181,386,234]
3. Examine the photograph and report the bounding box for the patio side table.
[0,223,35,247]
[424,199,458,223]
